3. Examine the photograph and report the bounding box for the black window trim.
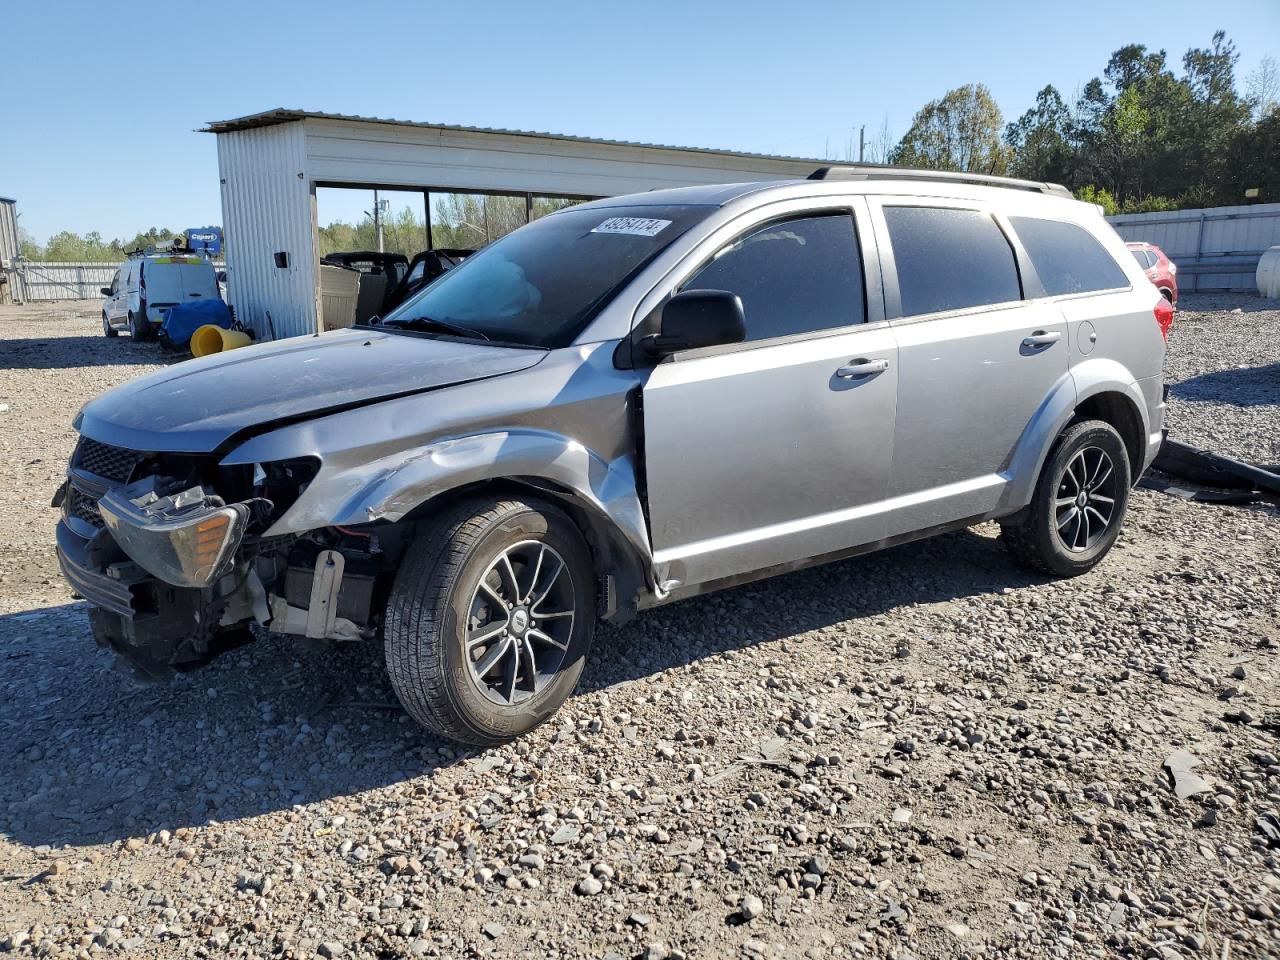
[664,208,875,360]
[875,200,1032,325]
[1008,214,1134,302]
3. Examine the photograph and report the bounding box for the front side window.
[1011,216,1131,296]
[380,204,711,347]
[884,206,1022,317]
[681,213,865,341]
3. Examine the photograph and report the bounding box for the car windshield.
[378,204,711,347]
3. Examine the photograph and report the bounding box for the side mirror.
[216,271,227,283]
[100,287,113,297]
[644,289,745,357]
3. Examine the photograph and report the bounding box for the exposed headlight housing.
[98,482,249,588]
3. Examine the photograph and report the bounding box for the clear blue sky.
[3,0,1277,244]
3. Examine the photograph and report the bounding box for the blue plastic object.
[159,299,233,350]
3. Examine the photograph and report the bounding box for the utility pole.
[859,125,866,163]
[373,189,385,253]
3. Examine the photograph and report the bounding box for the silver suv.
[56,167,1169,744]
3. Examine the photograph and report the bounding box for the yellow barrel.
[191,324,253,357]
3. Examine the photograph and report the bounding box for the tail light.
[1154,298,1174,341]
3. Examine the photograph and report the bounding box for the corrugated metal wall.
[303,119,827,196]
[0,199,23,302]
[217,124,317,339]
[1108,203,1280,293]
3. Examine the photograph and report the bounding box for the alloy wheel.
[1054,446,1118,553]
[464,539,576,705]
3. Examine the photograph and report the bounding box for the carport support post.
[525,192,534,224]
[423,190,433,250]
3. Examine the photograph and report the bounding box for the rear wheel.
[1001,419,1131,577]
[103,312,118,337]
[127,312,146,340]
[384,497,596,745]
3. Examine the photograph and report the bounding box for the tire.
[384,497,596,745]
[1001,419,1131,577]
[103,312,118,337]
[127,312,146,340]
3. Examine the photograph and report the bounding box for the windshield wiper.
[381,315,490,341]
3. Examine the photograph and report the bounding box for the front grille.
[67,487,103,527]
[75,438,143,484]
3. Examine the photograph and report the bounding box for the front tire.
[1001,419,1131,577]
[384,497,596,745]
[103,312,118,337]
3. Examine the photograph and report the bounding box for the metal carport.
[202,109,826,339]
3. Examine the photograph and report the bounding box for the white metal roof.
[201,108,829,166]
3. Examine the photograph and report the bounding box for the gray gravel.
[0,297,1277,959]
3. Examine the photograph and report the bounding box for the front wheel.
[384,497,596,745]
[1001,419,1131,577]
[103,312,118,337]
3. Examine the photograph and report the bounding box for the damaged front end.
[55,437,388,677]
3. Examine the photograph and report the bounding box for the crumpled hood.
[77,328,546,452]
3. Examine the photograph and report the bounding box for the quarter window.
[682,214,865,341]
[883,206,1022,317]
[1010,216,1131,296]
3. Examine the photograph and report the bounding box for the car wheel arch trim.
[997,367,1149,513]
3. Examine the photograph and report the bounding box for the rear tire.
[103,312,118,337]
[1001,419,1131,577]
[127,312,146,340]
[384,497,596,745]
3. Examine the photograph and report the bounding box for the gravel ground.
[0,296,1277,960]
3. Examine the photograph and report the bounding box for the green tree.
[891,83,1010,174]
[1224,108,1280,202]
[1180,31,1252,201]
[1004,85,1074,183]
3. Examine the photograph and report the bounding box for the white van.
[101,256,220,340]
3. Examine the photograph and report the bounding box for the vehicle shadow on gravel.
[1169,361,1280,407]
[0,337,186,369]
[0,526,1041,850]
[583,524,1041,694]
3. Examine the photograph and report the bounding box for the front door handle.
[1022,330,1062,348]
[835,357,890,379]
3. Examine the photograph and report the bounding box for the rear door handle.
[1022,330,1062,348]
[835,357,890,379]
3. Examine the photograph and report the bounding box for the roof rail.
[808,165,1073,199]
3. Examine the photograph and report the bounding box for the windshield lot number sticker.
[592,217,672,237]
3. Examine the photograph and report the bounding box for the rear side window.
[682,214,865,342]
[1011,217,1130,296]
[883,206,1021,317]
[1130,248,1154,269]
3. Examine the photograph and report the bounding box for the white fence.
[9,261,118,301]
[1108,203,1280,294]
[2,260,226,302]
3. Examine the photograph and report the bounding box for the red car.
[1126,242,1177,307]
